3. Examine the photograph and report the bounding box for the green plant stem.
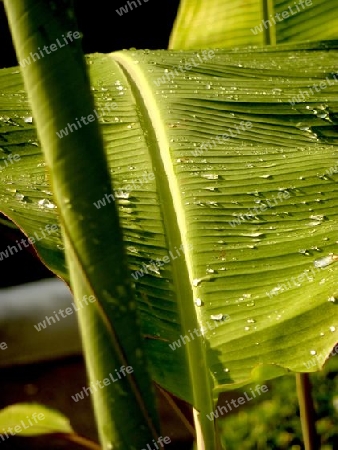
[4,1,160,448]
[296,373,318,450]
[263,0,276,45]
[66,433,102,450]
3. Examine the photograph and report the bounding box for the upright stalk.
[296,373,319,450]
[4,1,159,448]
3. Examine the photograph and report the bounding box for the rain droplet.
[115,191,130,199]
[38,199,57,209]
[210,314,225,321]
[193,276,213,286]
[201,173,219,180]
[206,201,219,208]
[15,192,25,201]
[329,326,336,332]
[314,254,338,268]
[195,298,202,307]
[310,350,316,356]
[309,214,326,221]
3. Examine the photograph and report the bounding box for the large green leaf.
[1,41,338,442]
[169,0,338,49]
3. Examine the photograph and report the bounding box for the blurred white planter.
[0,278,82,366]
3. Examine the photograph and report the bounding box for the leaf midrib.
[111,51,216,447]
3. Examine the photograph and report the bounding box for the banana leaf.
[0,40,338,445]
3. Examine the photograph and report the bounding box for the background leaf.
[169,0,338,49]
[0,403,73,436]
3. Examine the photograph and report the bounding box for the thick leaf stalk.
[3,1,159,449]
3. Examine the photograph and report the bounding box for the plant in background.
[0,0,337,449]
